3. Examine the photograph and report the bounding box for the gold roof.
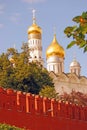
[46,34,65,59]
[28,9,42,34]
[27,23,42,34]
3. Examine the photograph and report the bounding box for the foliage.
[64,11,87,52]
[0,123,24,130]
[0,43,54,94]
[7,48,18,57]
[39,86,58,99]
[59,90,87,106]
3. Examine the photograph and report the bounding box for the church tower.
[46,34,65,74]
[27,10,43,65]
[70,57,81,76]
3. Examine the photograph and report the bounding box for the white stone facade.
[47,55,64,74]
[50,72,87,95]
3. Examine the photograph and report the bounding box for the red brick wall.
[0,87,87,130]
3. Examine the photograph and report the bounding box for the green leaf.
[82,24,87,34]
[79,41,86,48]
[64,26,76,34]
[82,12,87,19]
[84,45,87,52]
[64,11,87,53]
[72,16,81,23]
[67,41,76,49]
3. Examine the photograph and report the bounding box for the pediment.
[49,71,57,79]
[67,73,79,83]
[57,72,69,81]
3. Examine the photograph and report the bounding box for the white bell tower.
[27,9,44,65]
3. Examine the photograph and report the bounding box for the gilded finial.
[53,26,56,36]
[73,52,76,61]
[32,9,36,24]
[53,26,57,41]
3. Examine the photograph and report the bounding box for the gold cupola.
[27,9,42,34]
[46,34,65,59]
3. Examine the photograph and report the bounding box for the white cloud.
[0,4,5,14]
[22,0,45,4]
[0,23,4,29]
[10,13,21,24]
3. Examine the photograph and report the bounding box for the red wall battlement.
[0,87,87,130]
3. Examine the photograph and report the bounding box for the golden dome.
[46,34,65,59]
[28,9,42,34]
[27,23,42,34]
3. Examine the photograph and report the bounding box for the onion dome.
[27,23,42,34]
[46,34,65,59]
[27,9,42,34]
[70,58,80,67]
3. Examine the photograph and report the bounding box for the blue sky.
[0,0,87,76]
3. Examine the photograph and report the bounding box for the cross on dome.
[32,9,36,24]
[53,26,56,35]
[73,52,76,60]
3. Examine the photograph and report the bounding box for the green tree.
[64,11,87,52]
[0,45,54,94]
[39,86,58,99]
[21,42,29,64]
[7,48,18,55]
[0,53,14,88]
